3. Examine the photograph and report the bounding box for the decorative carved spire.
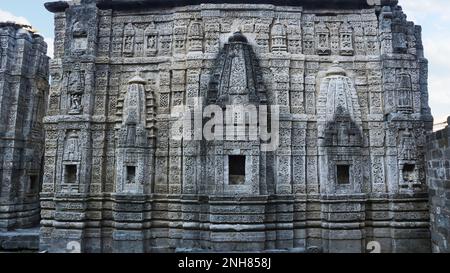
[211,32,262,106]
[396,70,413,113]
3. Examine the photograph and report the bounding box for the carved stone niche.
[188,19,203,52]
[396,71,413,114]
[72,21,88,52]
[270,18,287,53]
[173,25,187,54]
[123,23,135,57]
[144,22,158,57]
[65,70,85,115]
[393,19,408,54]
[61,130,81,193]
[339,20,354,56]
[398,129,422,192]
[316,21,331,55]
[115,74,149,195]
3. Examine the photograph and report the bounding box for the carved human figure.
[67,71,84,94]
[123,23,136,56]
[147,36,156,49]
[69,93,83,113]
[124,36,133,51]
[319,35,327,47]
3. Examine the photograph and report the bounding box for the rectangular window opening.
[402,164,416,183]
[126,166,136,184]
[29,175,38,193]
[336,165,350,185]
[229,155,246,185]
[65,165,77,184]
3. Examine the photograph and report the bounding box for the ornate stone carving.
[270,18,287,53]
[188,19,203,52]
[173,25,187,54]
[69,93,83,114]
[64,130,81,162]
[65,70,85,114]
[38,1,433,253]
[396,71,413,113]
[209,31,264,106]
[115,73,152,194]
[339,20,354,56]
[316,21,330,55]
[144,22,158,56]
[123,23,135,57]
[399,129,416,161]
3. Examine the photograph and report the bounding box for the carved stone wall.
[426,117,450,253]
[41,0,433,253]
[0,23,50,230]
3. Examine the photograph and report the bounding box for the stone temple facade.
[0,23,49,231]
[40,0,434,253]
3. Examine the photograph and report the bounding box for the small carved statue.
[69,94,83,113]
[147,36,156,49]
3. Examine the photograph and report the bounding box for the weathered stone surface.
[426,117,450,253]
[36,0,434,253]
[0,23,49,231]
[0,227,40,251]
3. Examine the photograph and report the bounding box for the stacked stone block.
[426,117,450,253]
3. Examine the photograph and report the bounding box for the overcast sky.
[0,0,448,122]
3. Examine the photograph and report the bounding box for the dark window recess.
[229,155,245,185]
[336,165,350,185]
[65,165,77,184]
[126,166,136,184]
[403,164,416,183]
[29,175,38,193]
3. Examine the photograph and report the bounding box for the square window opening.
[403,164,416,183]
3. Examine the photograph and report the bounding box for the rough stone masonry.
[426,117,450,253]
[1,0,440,252]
